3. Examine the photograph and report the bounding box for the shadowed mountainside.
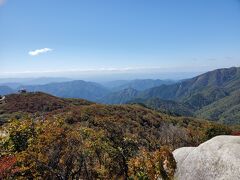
[21,80,110,101]
[121,67,240,124]
[106,79,174,91]
[0,86,14,95]
[127,98,194,117]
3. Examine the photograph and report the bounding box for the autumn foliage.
[0,92,235,179]
[0,155,18,179]
[128,147,176,180]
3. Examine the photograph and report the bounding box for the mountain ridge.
[21,80,110,101]
[127,67,240,124]
[1,67,240,124]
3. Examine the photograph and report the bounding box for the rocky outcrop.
[173,135,240,180]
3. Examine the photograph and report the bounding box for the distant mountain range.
[102,79,175,91]
[140,67,240,105]
[99,87,139,104]
[21,80,110,102]
[0,79,173,101]
[0,86,14,95]
[1,67,240,124]
[127,67,240,124]
[95,67,240,124]
[0,77,72,87]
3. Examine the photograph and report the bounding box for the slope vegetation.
[0,92,234,179]
[128,98,194,117]
[134,67,240,124]
[196,90,240,124]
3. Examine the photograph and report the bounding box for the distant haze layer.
[0,68,204,81]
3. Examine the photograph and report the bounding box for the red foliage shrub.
[231,131,240,136]
[0,155,18,179]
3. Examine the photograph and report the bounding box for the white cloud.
[28,48,53,56]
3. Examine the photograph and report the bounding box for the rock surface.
[173,135,240,180]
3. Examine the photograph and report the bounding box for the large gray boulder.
[173,135,240,180]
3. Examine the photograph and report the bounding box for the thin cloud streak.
[0,65,211,75]
[28,48,53,56]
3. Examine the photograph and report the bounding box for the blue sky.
[1,0,240,79]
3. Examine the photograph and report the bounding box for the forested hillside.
[128,98,194,117]
[140,67,240,103]
[129,67,240,124]
[0,92,234,179]
[99,87,139,104]
[196,90,240,124]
